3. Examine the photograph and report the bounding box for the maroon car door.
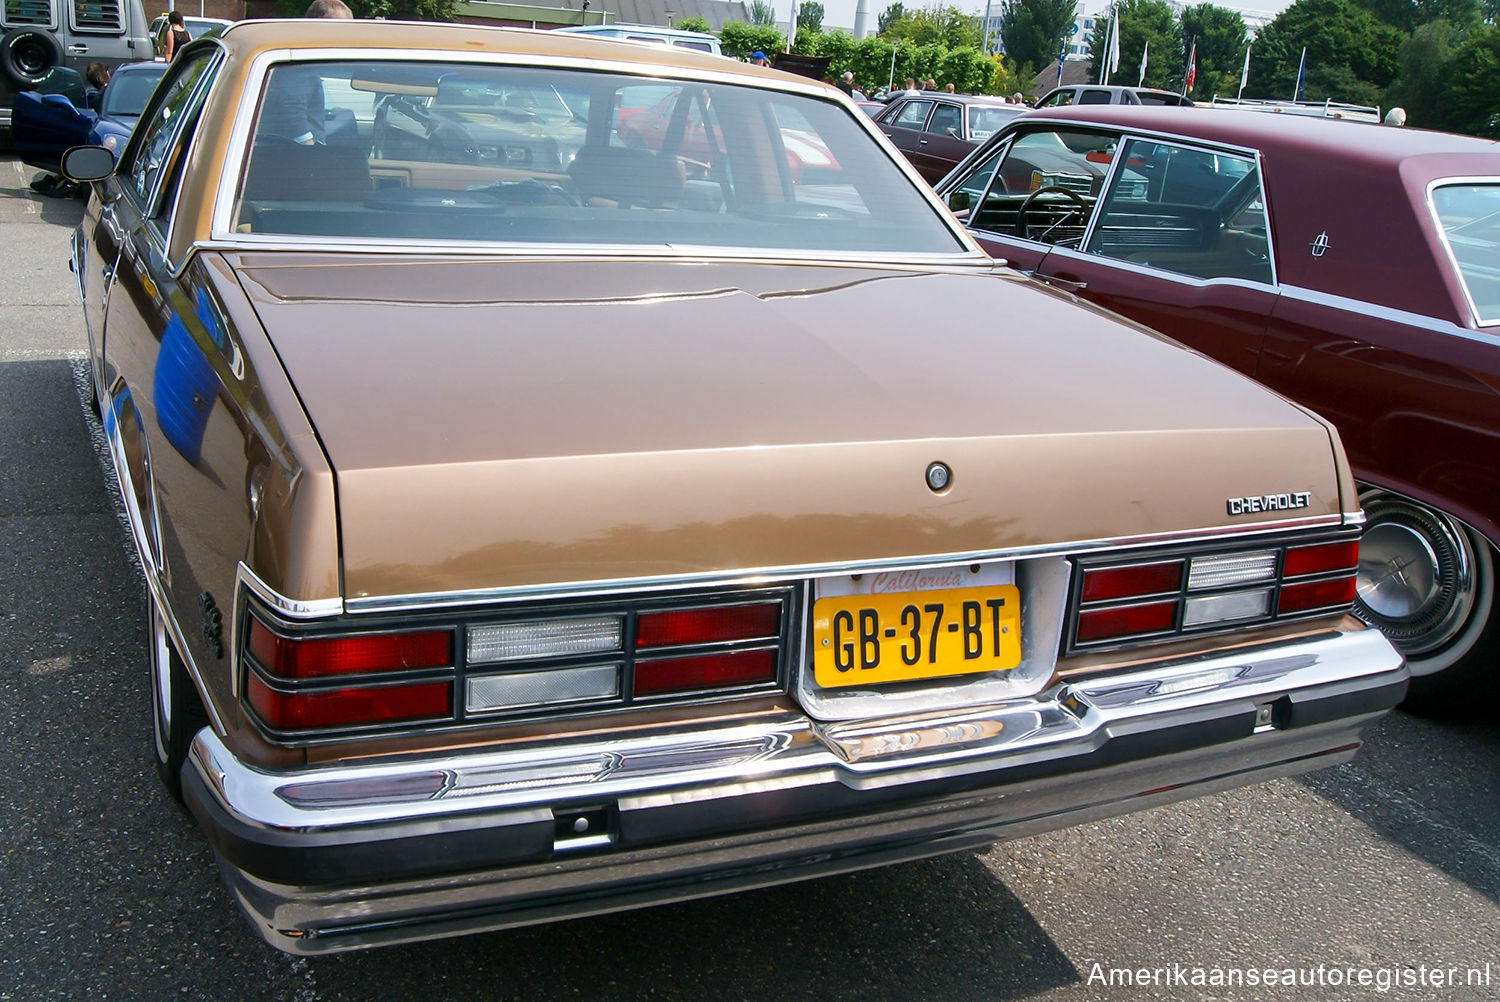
[952,127,1278,375]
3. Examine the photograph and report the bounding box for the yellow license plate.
[812,585,1021,689]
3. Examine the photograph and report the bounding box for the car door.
[1032,135,1280,376]
[877,98,944,182]
[940,124,1115,273]
[908,100,974,183]
[948,125,1278,376]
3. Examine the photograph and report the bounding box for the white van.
[1,0,152,138]
[554,23,722,56]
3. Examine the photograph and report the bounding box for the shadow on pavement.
[1296,709,1500,906]
[307,853,1081,1002]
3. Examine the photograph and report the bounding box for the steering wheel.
[1015,185,1090,243]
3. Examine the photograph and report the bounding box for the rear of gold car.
[64,21,1406,954]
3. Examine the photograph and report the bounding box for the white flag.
[1108,14,1120,74]
[1138,40,1148,86]
[1239,44,1251,97]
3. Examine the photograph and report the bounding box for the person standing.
[258,0,354,143]
[837,70,854,96]
[162,10,191,60]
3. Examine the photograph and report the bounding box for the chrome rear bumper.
[184,626,1405,954]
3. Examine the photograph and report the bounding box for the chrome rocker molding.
[182,626,1404,954]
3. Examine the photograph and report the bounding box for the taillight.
[247,675,452,729]
[632,601,781,699]
[241,592,789,737]
[1070,534,1360,651]
[636,604,780,648]
[249,618,450,678]
[244,616,455,733]
[633,649,777,696]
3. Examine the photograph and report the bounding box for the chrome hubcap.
[1354,490,1479,667]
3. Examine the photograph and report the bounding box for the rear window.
[229,60,963,255]
[1431,182,1500,325]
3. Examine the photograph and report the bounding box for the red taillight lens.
[249,618,451,678]
[635,604,780,649]
[1283,540,1359,578]
[633,649,777,696]
[1277,576,1357,615]
[1080,561,1183,602]
[1074,599,1177,643]
[247,675,452,730]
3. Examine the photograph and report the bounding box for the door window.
[891,99,932,129]
[957,128,1112,244]
[926,102,960,136]
[1084,138,1272,283]
[122,49,218,216]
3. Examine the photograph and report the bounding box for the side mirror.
[61,145,116,182]
[947,190,971,213]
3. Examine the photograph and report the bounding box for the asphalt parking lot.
[1,153,1497,1002]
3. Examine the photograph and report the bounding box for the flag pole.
[1181,36,1194,97]
[1292,46,1306,102]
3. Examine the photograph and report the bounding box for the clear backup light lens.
[467,664,620,713]
[1182,588,1272,627]
[1187,550,1278,591]
[467,616,623,665]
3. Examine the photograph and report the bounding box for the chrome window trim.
[1044,241,1280,292]
[123,46,225,230]
[1425,176,1500,328]
[341,511,1360,615]
[207,46,975,253]
[182,237,991,270]
[1277,282,1500,348]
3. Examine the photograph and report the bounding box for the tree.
[1250,0,1401,104]
[720,20,786,56]
[748,0,777,27]
[798,0,825,31]
[879,3,906,34]
[1439,20,1500,135]
[283,0,456,17]
[1179,4,1248,100]
[883,5,984,48]
[1385,17,1463,125]
[997,0,1077,72]
[1354,0,1478,32]
[1088,0,1182,89]
[675,15,711,32]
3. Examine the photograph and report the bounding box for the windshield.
[103,69,167,118]
[1431,182,1500,325]
[230,60,964,255]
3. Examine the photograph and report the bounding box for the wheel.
[149,594,209,802]
[0,27,63,87]
[1353,487,1499,713]
[1015,185,1090,243]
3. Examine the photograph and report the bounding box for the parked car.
[148,14,231,59]
[0,0,153,142]
[873,91,1025,183]
[936,104,1500,709]
[62,22,1404,954]
[552,22,722,56]
[11,58,164,169]
[1034,84,1194,108]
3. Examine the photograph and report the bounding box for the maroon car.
[874,91,1024,184]
[938,105,1500,710]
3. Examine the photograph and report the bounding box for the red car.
[938,105,1500,711]
[873,91,1025,184]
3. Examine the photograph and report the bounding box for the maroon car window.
[891,99,933,128]
[1430,182,1500,325]
[927,103,961,136]
[964,128,1111,243]
[1085,138,1271,284]
[229,61,965,255]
